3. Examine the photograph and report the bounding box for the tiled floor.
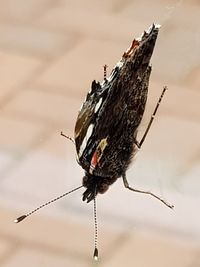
[0,0,200,266]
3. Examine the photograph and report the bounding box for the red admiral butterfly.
[15,24,173,261]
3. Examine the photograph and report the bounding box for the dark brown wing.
[75,24,159,177]
[93,66,151,177]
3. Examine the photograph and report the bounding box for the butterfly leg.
[103,64,108,82]
[136,86,167,149]
[60,131,75,144]
[122,173,174,209]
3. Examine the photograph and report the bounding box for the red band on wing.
[91,151,98,169]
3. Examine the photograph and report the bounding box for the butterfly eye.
[98,182,109,194]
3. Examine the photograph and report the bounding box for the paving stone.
[0,0,53,22]
[39,4,144,42]
[186,66,200,90]
[36,130,75,158]
[30,82,76,96]
[2,89,80,127]
[101,231,198,267]
[192,253,200,267]
[0,51,41,100]
[0,24,74,59]
[177,163,200,196]
[0,116,45,157]
[0,153,14,174]
[0,116,45,176]
[0,247,85,267]
[186,0,200,4]
[0,239,13,260]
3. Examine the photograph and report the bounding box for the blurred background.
[0,0,200,266]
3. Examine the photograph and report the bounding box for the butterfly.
[15,24,173,261]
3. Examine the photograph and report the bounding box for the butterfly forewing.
[75,24,159,178]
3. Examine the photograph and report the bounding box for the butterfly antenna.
[14,185,83,223]
[93,187,99,261]
[60,131,75,144]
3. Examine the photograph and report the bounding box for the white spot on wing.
[78,124,94,158]
[94,97,102,113]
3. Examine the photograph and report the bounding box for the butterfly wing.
[75,24,159,177]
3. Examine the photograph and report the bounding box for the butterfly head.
[82,173,117,203]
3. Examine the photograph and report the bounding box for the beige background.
[0,0,200,266]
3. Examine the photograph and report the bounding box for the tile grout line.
[0,123,60,182]
[0,240,19,266]
[0,231,89,262]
